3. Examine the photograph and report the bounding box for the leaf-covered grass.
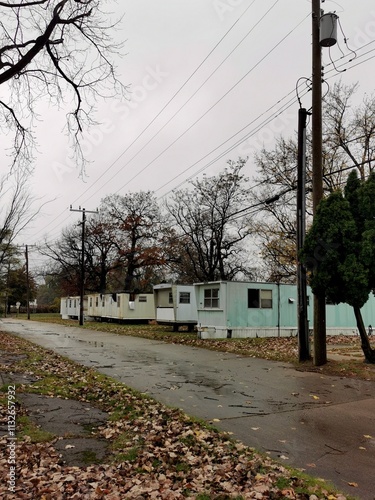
[0,330,355,499]
[16,415,56,443]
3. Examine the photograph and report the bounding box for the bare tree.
[41,192,168,294]
[40,224,83,296]
[102,191,166,292]
[323,82,375,181]
[40,213,121,295]
[251,82,375,282]
[251,138,300,283]
[0,168,43,269]
[84,214,123,293]
[0,0,126,174]
[166,159,255,282]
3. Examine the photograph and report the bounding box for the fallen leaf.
[310,394,320,400]
[282,489,296,497]
[0,330,363,500]
[348,482,358,487]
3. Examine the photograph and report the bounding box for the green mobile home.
[195,281,375,339]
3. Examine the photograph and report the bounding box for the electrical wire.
[24,0,265,241]
[81,0,282,205]
[324,41,375,77]
[30,154,375,272]
[94,15,375,201]
[109,12,310,197]
[69,0,259,207]
[24,29,375,252]
[338,17,357,62]
[31,15,375,246]
[20,76,308,249]
[157,84,312,197]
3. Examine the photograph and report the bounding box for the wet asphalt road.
[1,318,374,500]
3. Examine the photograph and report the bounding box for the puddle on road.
[63,336,104,348]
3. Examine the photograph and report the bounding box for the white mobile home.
[60,296,81,320]
[153,284,197,331]
[195,281,375,339]
[86,292,155,322]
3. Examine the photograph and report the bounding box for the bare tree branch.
[0,0,127,174]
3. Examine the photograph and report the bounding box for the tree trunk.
[353,305,375,363]
[313,293,327,366]
[124,268,135,293]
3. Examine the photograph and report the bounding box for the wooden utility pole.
[297,107,310,361]
[25,244,30,320]
[311,0,327,365]
[70,206,98,326]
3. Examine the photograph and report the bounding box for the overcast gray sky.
[9,0,375,270]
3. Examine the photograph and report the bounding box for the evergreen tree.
[300,170,375,363]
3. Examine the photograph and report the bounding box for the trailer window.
[248,289,272,309]
[168,292,173,304]
[89,297,92,307]
[204,288,219,308]
[179,292,190,304]
[95,296,99,307]
[139,296,147,302]
[117,295,120,307]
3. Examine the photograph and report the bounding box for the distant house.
[195,281,375,339]
[153,284,197,331]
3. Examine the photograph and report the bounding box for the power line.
[27,7,310,245]
[109,12,310,197]
[25,2,261,241]
[163,39,375,197]
[26,30,375,248]
[70,0,259,206]
[30,156,375,276]
[82,0,287,204]
[90,12,280,203]
[157,85,311,197]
